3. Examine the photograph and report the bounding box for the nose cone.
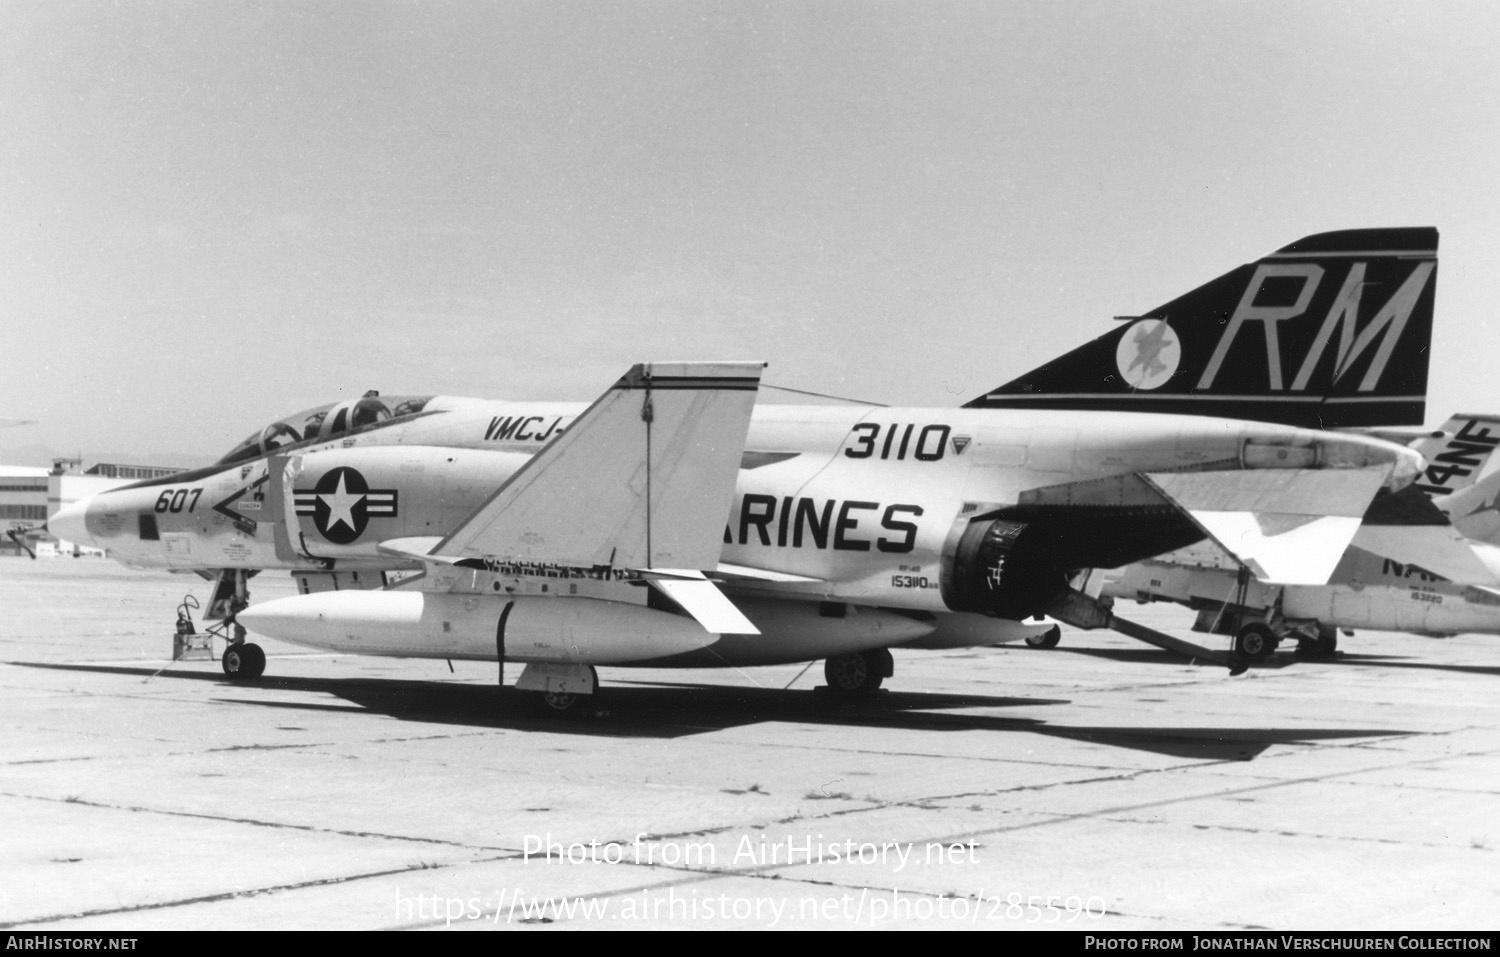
[49,496,96,549]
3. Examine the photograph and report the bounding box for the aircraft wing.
[714,562,824,584]
[427,361,765,633]
[434,362,762,568]
[1142,468,1388,585]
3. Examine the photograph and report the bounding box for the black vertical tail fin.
[965,228,1438,428]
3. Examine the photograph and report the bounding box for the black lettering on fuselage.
[514,416,542,440]
[843,422,951,462]
[485,415,566,443]
[1381,558,1443,583]
[836,501,877,551]
[740,493,777,546]
[486,416,520,441]
[728,496,923,554]
[795,498,834,548]
[878,504,923,552]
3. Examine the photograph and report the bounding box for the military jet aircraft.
[51,228,1446,709]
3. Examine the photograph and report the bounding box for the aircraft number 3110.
[845,423,952,461]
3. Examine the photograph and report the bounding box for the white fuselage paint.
[54,399,1420,661]
[1105,545,1500,638]
[61,398,1412,582]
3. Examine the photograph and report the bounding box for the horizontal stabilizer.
[1352,484,1499,584]
[1351,526,1499,585]
[1144,467,1388,585]
[645,570,760,635]
[1471,544,1500,587]
[1439,470,1500,547]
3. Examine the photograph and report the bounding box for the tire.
[1233,623,1278,660]
[824,652,885,695]
[222,642,266,680]
[1025,626,1062,649]
[240,643,266,678]
[1296,630,1338,660]
[538,691,584,714]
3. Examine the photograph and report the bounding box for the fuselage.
[1105,545,1500,638]
[55,396,1420,623]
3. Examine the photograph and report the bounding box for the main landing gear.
[1025,625,1063,649]
[1229,620,1338,661]
[515,662,600,716]
[822,649,894,696]
[540,689,583,713]
[1294,627,1339,660]
[1232,622,1279,660]
[1214,571,1338,664]
[512,651,901,715]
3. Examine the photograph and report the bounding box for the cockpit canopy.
[217,393,435,466]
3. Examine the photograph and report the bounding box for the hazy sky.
[4,1,1499,462]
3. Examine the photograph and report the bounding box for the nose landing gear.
[221,640,267,680]
[171,571,267,681]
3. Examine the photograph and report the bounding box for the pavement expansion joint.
[0,789,524,853]
[0,855,519,931]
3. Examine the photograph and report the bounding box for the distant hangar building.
[1,458,184,557]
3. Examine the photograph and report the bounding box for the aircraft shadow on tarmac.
[1034,645,1298,671]
[1038,644,1500,678]
[1304,653,1500,678]
[10,661,1412,761]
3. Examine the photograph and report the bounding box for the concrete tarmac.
[2,558,1498,931]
